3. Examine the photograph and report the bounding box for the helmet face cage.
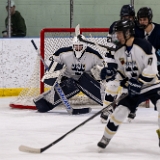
[137,7,153,23]
[72,35,87,59]
[120,4,135,19]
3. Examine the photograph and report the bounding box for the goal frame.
[9,27,110,110]
[40,28,109,93]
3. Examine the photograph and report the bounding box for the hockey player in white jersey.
[97,19,160,149]
[33,35,105,114]
[100,4,137,122]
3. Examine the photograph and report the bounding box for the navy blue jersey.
[135,23,160,62]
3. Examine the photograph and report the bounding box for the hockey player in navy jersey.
[97,19,160,149]
[109,4,142,38]
[136,7,160,72]
[33,35,105,114]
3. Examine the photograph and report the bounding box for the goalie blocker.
[34,72,103,114]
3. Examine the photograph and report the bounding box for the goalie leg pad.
[33,97,54,112]
[34,78,80,112]
[77,72,102,106]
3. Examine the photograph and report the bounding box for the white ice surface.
[0,97,160,160]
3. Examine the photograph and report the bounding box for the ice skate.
[127,110,137,122]
[97,135,111,149]
[100,111,109,123]
[100,105,114,123]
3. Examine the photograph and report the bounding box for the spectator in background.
[2,0,27,37]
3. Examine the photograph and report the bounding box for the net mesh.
[10,28,109,109]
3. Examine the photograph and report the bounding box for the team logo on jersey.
[72,63,85,75]
[125,61,138,77]
[119,58,125,65]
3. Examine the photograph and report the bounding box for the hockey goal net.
[10,27,109,110]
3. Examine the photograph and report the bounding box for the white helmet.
[72,35,87,59]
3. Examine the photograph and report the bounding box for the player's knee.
[112,105,130,122]
[105,80,119,96]
[33,98,54,112]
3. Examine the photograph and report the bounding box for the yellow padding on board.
[0,88,85,97]
[0,88,23,97]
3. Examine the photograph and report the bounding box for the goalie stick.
[31,40,85,115]
[19,93,127,153]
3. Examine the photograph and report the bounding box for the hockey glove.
[128,78,143,97]
[100,67,116,80]
[120,77,128,88]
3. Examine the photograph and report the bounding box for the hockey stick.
[77,34,116,51]
[19,93,127,153]
[75,24,80,36]
[31,40,49,70]
[31,40,75,114]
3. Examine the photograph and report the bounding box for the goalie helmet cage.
[10,27,109,110]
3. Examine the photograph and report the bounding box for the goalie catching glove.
[41,61,66,86]
[90,65,104,80]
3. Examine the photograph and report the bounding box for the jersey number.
[148,58,153,65]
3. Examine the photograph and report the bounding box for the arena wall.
[0,0,160,37]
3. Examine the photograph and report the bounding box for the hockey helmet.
[137,7,153,29]
[72,35,87,59]
[120,4,135,19]
[113,19,135,41]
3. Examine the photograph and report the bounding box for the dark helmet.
[113,19,135,39]
[120,4,135,18]
[137,7,153,22]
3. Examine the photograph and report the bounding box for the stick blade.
[75,24,80,36]
[19,145,41,153]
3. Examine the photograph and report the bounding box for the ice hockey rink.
[0,97,160,160]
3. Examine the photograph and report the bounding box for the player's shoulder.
[153,22,160,28]
[85,46,103,59]
[134,38,152,55]
[54,46,73,56]
[153,22,160,33]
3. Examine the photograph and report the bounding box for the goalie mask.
[72,35,87,59]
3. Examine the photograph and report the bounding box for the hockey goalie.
[33,35,106,115]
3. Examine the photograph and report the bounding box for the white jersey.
[114,38,160,88]
[103,34,117,66]
[52,46,104,80]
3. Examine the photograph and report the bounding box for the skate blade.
[97,146,105,153]
[101,118,107,123]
